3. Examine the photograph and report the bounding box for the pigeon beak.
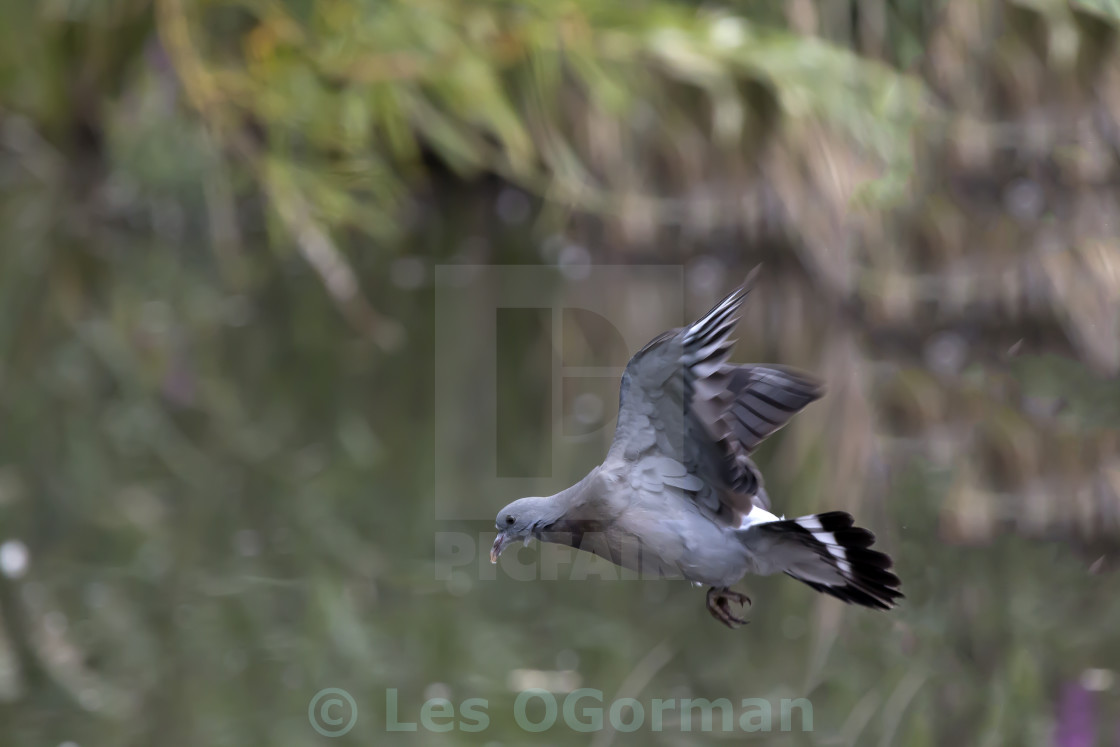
[490,532,507,564]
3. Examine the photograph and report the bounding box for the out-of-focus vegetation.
[1,0,1119,745]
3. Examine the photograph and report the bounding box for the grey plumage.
[491,271,902,628]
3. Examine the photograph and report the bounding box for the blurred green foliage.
[1,1,1119,746]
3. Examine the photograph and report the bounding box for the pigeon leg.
[706,587,751,628]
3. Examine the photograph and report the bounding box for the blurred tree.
[0,1,1118,745]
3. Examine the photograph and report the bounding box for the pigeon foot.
[706,586,751,629]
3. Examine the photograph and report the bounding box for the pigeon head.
[491,496,553,563]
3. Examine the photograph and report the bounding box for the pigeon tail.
[751,511,904,610]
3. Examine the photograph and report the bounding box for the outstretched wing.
[607,271,822,524]
[719,365,823,455]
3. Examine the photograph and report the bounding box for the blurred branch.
[590,640,674,747]
[158,0,402,348]
[263,162,404,350]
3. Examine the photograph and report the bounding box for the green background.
[1,0,1118,744]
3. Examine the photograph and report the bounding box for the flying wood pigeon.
[490,271,903,628]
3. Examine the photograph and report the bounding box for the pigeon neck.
[534,468,600,526]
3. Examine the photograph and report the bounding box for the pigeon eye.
[506,515,516,526]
